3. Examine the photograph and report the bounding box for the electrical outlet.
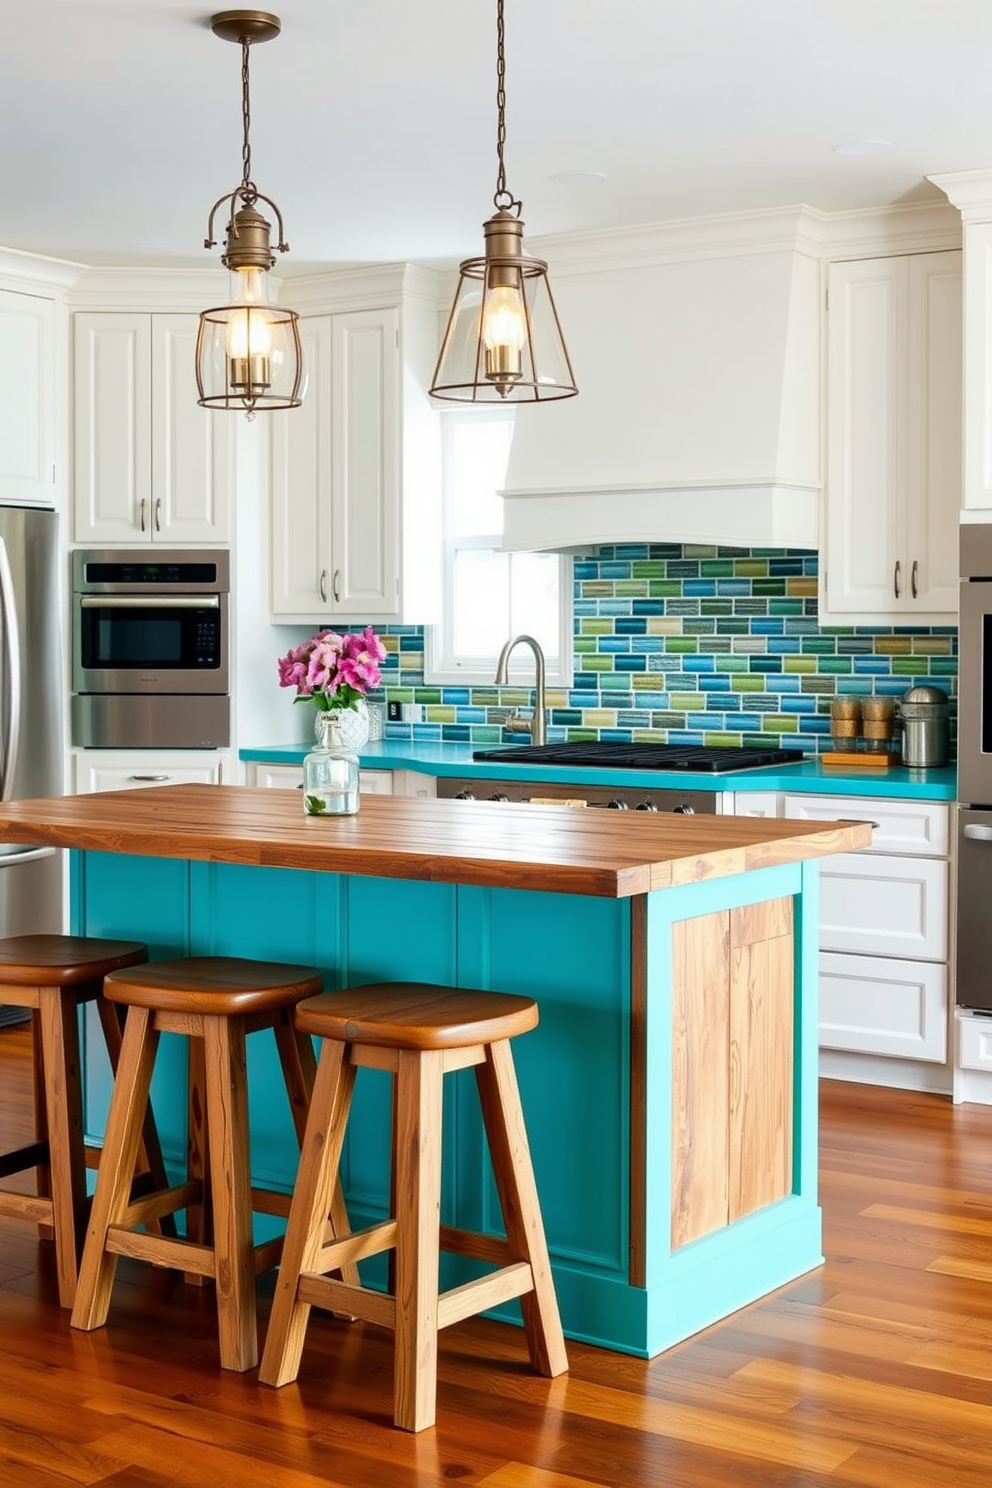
[386,700,402,723]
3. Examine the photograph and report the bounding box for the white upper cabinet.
[73,312,233,544]
[270,274,441,626]
[0,289,56,507]
[823,251,962,623]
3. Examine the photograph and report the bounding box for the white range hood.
[499,210,822,553]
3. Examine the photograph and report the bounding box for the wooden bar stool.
[259,981,568,1433]
[0,933,159,1309]
[69,955,349,1373]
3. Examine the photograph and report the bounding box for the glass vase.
[303,711,360,816]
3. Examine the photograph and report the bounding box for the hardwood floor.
[2,1022,992,1486]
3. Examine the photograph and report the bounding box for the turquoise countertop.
[240,740,957,800]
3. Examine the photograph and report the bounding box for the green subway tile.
[580,656,614,672]
[580,581,615,597]
[425,706,456,723]
[802,638,837,654]
[387,687,415,703]
[683,620,717,635]
[929,657,958,674]
[702,731,742,747]
[783,656,818,673]
[663,638,698,653]
[579,618,613,636]
[649,713,688,728]
[648,581,682,597]
[736,674,765,693]
[669,693,701,710]
[874,636,912,655]
[615,580,649,598]
[631,561,665,579]
[469,726,503,743]
[768,599,805,616]
[415,688,442,704]
[815,658,854,674]
[684,544,719,558]
[734,559,769,577]
[763,715,798,732]
[891,657,922,675]
[752,580,787,596]
[800,676,838,693]
[700,560,735,577]
[715,656,750,673]
[700,600,735,616]
[908,636,953,655]
[573,637,598,654]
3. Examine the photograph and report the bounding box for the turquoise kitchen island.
[0,784,869,1358]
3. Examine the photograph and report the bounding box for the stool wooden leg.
[95,996,173,1216]
[203,1015,256,1372]
[272,1011,360,1289]
[71,1006,159,1332]
[259,1041,356,1388]
[393,1048,444,1433]
[29,1006,55,1241]
[37,990,88,1308]
[184,1034,212,1286]
[475,1039,568,1379]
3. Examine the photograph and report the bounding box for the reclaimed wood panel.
[670,910,731,1248]
[0,784,871,900]
[729,897,794,1222]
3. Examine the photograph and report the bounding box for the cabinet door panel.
[819,853,947,960]
[0,290,55,506]
[782,793,949,857]
[152,316,232,542]
[331,309,399,618]
[270,319,333,619]
[825,259,904,615]
[74,313,151,542]
[819,950,947,1061]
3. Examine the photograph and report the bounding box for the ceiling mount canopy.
[429,0,578,405]
[195,8,305,417]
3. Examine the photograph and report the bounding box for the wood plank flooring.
[2,1023,992,1485]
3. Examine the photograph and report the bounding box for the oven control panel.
[435,777,717,813]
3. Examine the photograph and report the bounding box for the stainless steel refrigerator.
[0,505,63,1026]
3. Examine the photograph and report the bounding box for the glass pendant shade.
[430,221,578,404]
[196,267,305,412]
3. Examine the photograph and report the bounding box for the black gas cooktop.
[471,743,805,774]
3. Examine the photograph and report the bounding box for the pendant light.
[195,10,304,415]
[429,0,578,404]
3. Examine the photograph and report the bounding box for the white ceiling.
[5,0,992,277]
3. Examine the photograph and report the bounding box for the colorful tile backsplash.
[374,544,958,756]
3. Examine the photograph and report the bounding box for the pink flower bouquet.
[277,626,387,711]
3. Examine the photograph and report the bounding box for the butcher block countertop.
[0,784,872,898]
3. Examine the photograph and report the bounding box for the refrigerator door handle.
[963,823,992,841]
[0,845,56,867]
[0,536,22,802]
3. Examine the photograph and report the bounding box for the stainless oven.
[436,777,719,812]
[958,526,992,1010]
[71,548,230,749]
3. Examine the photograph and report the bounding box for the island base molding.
[71,851,824,1360]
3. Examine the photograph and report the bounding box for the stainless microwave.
[71,548,230,748]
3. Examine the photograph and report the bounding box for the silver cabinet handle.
[129,773,170,782]
[81,595,219,609]
[0,845,56,866]
[319,569,328,603]
[139,498,147,533]
[964,824,992,841]
[333,568,341,603]
[911,559,918,599]
[0,537,21,803]
[154,498,162,533]
[893,560,901,599]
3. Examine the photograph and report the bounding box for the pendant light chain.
[493,0,520,216]
[240,39,257,204]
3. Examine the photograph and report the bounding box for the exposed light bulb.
[226,268,273,394]
[482,283,527,386]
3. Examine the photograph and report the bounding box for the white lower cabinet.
[73,750,230,793]
[733,790,951,1067]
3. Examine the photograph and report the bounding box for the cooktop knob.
[454,789,476,801]
[634,801,659,812]
[606,799,629,810]
[672,803,695,814]
[489,792,510,802]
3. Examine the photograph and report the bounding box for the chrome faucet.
[494,634,547,747]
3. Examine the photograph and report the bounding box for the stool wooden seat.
[259,981,568,1432]
[69,955,346,1373]
[0,933,158,1308]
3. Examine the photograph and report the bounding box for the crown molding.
[0,245,84,295]
[929,168,992,221]
[68,265,232,311]
[282,261,448,314]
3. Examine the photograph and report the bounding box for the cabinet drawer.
[819,853,948,961]
[783,794,948,857]
[246,763,394,795]
[819,951,947,1062]
[74,750,228,793]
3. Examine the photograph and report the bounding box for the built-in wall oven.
[71,549,230,749]
[957,526,992,1011]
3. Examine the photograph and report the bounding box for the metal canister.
[898,685,950,768]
